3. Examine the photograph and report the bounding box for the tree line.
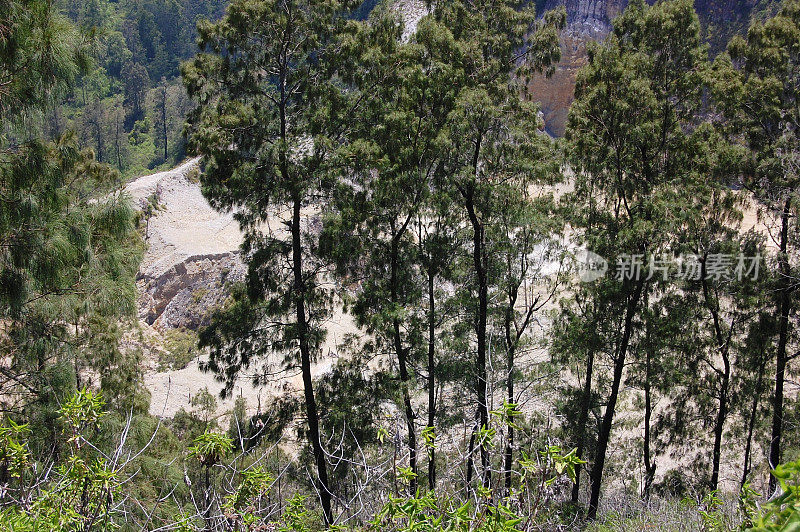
[1,0,800,529]
[186,0,800,524]
[9,0,229,178]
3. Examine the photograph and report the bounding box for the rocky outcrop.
[126,160,358,418]
[137,252,245,329]
[530,0,774,136]
[528,32,591,137]
[393,0,428,41]
[544,0,624,38]
[126,158,246,332]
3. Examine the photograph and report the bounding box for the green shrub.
[747,460,800,531]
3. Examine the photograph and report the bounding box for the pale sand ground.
[125,157,243,279]
[125,159,358,419]
[143,311,357,420]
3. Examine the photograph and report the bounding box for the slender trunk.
[504,344,515,497]
[572,349,595,503]
[741,346,767,490]
[504,349,514,496]
[643,348,655,498]
[161,90,168,161]
[465,417,478,492]
[427,267,437,491]
[203,466,211,531]
[769,198,792,496]
[465,186,489,490]
[710,365,729,492]
[463,130,489,492]
[278,52,332,524]
[115,118,122,170]
[292,196,333,526]
[390,232,417,495]
[701,261,733,493]
[95,125,103,163]
[75,321,82,390]
[503,289,517,496]
[587,277,645,520]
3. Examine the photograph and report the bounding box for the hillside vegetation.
[1,0,800,530]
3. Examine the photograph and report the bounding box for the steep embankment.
[126,159,355,418]
[529,0,777,136]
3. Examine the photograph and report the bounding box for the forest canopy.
[1,0,800,530]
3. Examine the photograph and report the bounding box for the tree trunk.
[161,89,168,161]
[710,365,729,492]
[292,196,333,526]
[588,277,645,520]
[503,287,518,496]
[769,198,792,496]
[504,344,515,496]
[115,116,123,170]
[203,466,212,531]
[643,348,656,498]
[700,260,733,493]
[390,232,417,495]
[464,186,490,490]
[741,345,766,490]
[572,349,595,503]
[427,267,437,491]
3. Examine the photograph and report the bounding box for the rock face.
[138,252,245,329]
[529,0,775,136]
[545,0,624,37]
[393,0,428,41]
[358,0,774,136]
[126,160,358,418]
[125,158,246,332]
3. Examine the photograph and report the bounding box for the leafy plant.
[747,460,800,531]
[60,388,107,450]
[0,420,30,479]
[223,467,274,530]
[188,431,233,467]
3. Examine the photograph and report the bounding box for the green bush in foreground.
[747,460,800,531]
[2,389,799,531]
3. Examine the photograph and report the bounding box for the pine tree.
[183,0,372,524]
[323,12,450,495]
[153,77,169,163]
[424,0,564,492]
[564,0,710,517]
[492,168,564,496]
[713,0,800,496]
[1,0,143,442]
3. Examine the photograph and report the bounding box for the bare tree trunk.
[161,86,168,161]
[588,277,644,520]
[464,185,490,491]
[642,348,656,498]
[741,345,767,490]
[203,466,212,531]
[390,230,417,495]
[503,335,515,496]
[572,349,594,503]
[292,196,333,526]
[701,271,733,493]
[427,267,437,491]
[769,198,792,496]
[710,366,729,492]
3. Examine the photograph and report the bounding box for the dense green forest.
[11,0,227,176]
[2,0,800,530]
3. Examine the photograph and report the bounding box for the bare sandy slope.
[125,158,243,279]
[125,159,356,419]
[135,0,425,419]
[143,312,356,420]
